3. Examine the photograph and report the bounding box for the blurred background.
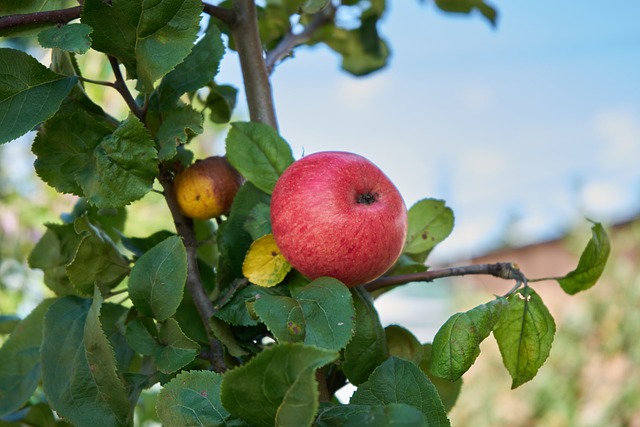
[1,0,639,426]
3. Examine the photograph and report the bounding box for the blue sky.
[218,0,640,260]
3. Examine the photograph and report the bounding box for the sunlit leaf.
[493,288,556,388]
[242,233,291,287]
[558,222,610,295]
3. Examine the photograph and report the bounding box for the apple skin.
[174,156,243,220]
[270,151,407,287]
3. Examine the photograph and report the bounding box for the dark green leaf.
[125,317,199,373]
[42,296,130,426]
[243,202,272,240]
[129,236,187,321]
[253,277,355,351]
[342,287,388,385]
[214,283,285,327]
[217,183,271,279]
[0,48,76,144]
[37,24,93,54]
[225,122,294,194]
[100,303,135,372]
[209,316,250,358]
[315,403,428,427]
[351,357,450,427]
[157,370,246,426]
[156,106,204,161]
[206,84,238,124]
[404,199,454,255]
[385,325,424,365]
[155,20,225,108]
[62,198,128,244]
[324,25,390,76]
[0,299,56,416]
[66,216,130,295]
[121,230,175,258]
[221,343,337,427]
[430,298,507,381]
[28,223,83,296]
[33,111,158,208]
[82,0,203,93]
[420,344,462,414]
[0,315,20,335]
[558,222,610,295]
[493,288,556,388]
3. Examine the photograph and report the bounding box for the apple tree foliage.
[0,1,610,426]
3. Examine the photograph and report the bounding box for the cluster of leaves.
[0,1,609,427]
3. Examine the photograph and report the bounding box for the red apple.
[270,151,407,287]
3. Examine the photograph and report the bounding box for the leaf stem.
[231,0,279,129]
[158,164,227,373]
[365,262,528,293]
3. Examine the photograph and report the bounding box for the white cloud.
[594,108,640,168]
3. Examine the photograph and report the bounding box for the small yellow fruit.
[173,156,243,219]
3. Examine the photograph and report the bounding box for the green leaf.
[243,202,272,240]
[558,222,610,295]
[82,0,203,93]
[155,20,225,108]
[83,289,131,423]
[225,121,294,194]
[129,236,187,321]
[217,182,271,279]
[125,317,199,373]
[33,111,158,208]
[0,315,20,335]
[434,0,498,27]
[214,283,286,327]
[430,298,507,381]
[420,344,462,414]
[493,287,556,389]
[253,277,355,351]
[157,370,245,426]
[156,105,204,161]
[0,48,76,144]
[66,216,130,295]
[385,325,424,366]
[351,357,450,427]
[404,199,454,255]
[28,223,83,296]
[76,114,158,208]
[315,403,428,427]
[42,296,130,426]
[206,84,238,124]
[37,24,93,54]
[342,287,388,385]
[302,0,331,14]
[221,343,338,427]
[0,299,56,416]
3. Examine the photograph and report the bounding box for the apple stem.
[364,262,528,294]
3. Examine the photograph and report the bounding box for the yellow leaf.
[242,234,292,287]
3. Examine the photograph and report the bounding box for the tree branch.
[265,6,335,75]
[202,2,237,27]
[231,0,279,129]
[365,262,527,293]
[107,56,147,122]
[158,165,227,373]
[0,6,81,32]
[0,3,236,32]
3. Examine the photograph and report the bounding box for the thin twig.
[365,262,527,293]
[0,6,81,32]
[265,6,335,74]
